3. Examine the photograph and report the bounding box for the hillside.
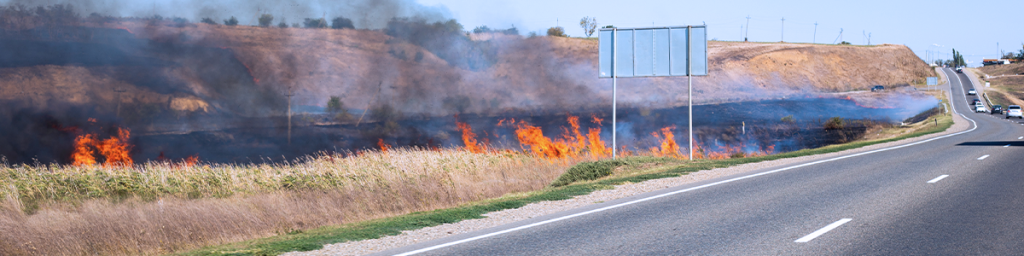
[0,21,933,121]
[974,62,1024,106]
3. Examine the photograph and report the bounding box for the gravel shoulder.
[287,90,967,256]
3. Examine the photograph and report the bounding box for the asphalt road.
[379,67,1024,255]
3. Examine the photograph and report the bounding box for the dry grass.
[0,149,577,255]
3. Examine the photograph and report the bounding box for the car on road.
[968,89,977,95]
[1007,105,1023,119]
[971,99,981,105]
[991,105,1003,115]
[871,85,884,92]
[975,102,987,113]
[956,67,964,73]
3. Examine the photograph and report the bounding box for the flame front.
[72,134,97,166]
[71,127,133,167]
[649,126,680,157]
[378,138,391,152]
[457,121,486,153]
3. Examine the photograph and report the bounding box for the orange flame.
[456,121,486,153]
[514,123,572,158]
[649,126,680,157]
[96,128,133,167]
[378,138,391,152]
[71,134,98,166]
[71,128,133,167]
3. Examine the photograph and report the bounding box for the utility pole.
[285,87,294,147]
[813,22,818,44]
[114,87,126,118]
[780,17,784,42]
[745,15,750,42]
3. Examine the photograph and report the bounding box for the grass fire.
[0,2,947,255]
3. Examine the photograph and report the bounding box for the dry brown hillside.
[0,21,932,118]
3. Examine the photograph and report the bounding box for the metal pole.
[688,26,693,161]
[612,28,617,159]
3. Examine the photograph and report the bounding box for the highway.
[379,68,1024,255]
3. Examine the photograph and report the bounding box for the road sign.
[598,25,709,160]
[599,26,707,78]
[927,77,937,86]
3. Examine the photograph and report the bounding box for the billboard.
[598,25,707,78]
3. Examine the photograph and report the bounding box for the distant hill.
[0,21,932,122]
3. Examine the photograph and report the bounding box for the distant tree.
[277,17,288,28]
[503,25,519,35]
[331,16,354,29]
[1002,52,1016,59]
[258,14,273,27]
[579,16,597,38]
[1017,45,1024,61]
[292,23,300,28]
[200,17,217,25]
[547,26,566,37]
[303,18,327,28]
[224,16,238,26]
[326,96,344,113]
[472,25,491,33]
[838,41,851,45]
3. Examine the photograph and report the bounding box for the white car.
[1007,105,1023,119]
[975,103,987,113]
[967,89,977,95]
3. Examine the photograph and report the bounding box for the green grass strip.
[181,115,953,256]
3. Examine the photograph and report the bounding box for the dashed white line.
[1005,144,1011,148]
[1018,136,1022,140]
[978,155,990,160]
[927,175,950,183]
[795,218,853,243]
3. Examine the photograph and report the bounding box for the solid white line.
[978,155,990,160]
[795,218,853,243]
[1005,144,1011,148]
[392,68,979,256]
[927,175,949,183]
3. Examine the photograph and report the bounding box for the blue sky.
[417,0,1023,66]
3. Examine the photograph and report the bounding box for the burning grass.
[0,149,577,255]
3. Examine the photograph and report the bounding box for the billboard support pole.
[612,28,618,160]
[688,26,693,161]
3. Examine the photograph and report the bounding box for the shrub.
[781,115,795,123]
[824,117,844,130]
[472,25,491,33]
[550,161,618,187]
[278,21,287,28]
[303,18,327,28]
[223,16,238,26]
[839,41,851,45]
[200,17,216,25]
[258,14,273,27]
[331,16,354,29]
[547,26,566,37]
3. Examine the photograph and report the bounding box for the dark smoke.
[0,0,451,29]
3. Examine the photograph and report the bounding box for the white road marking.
[795,218,853,243]
[927,175,950,183]
[390,68,980,256]
[978,155,990,160]
[1018,136,1022,140]
[1005,144,1011,148]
